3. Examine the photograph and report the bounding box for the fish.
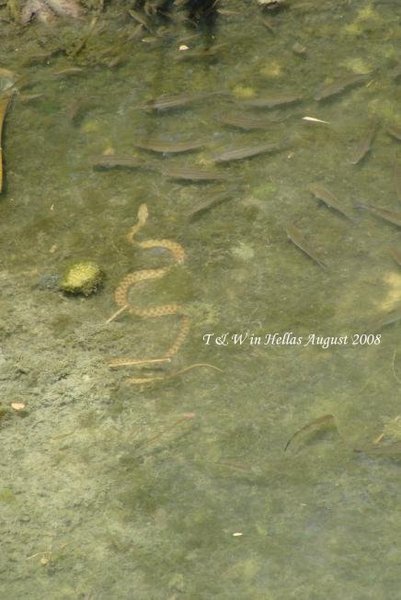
[308,183,354,220]
[286,223,327,269]
[132,138,205,154]
[217,8,241,15]
[285,415,337,452]
[161,166,228,181]
[356,204,401,227]
[128,8,153,31]
[212,140,289,163]
[314,73,370,102]
[349,119,379,165]
[187,191,233,220]
[18,93,44,103]
[51,67,85,78]
[138,91,224,111]
[238,93,304,109]
[92,155,156,171]
[261,16,276,33]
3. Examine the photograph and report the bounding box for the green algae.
[59,260,104,296]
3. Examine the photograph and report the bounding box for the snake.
[108,204,190,382]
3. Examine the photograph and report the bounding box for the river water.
[1,1,401,598]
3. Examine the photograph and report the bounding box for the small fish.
[349,120,379,165]
[92,156,155,171]
[51,67,85,78]
[239,93,303,109]
[356,204,401,227]
[188,192,233,220]
[285,415,337,452]
[308,183,354,220]
[139,91,222,111]
[161,166,227,181]
[261,16,276,33]
[128,8,153,31]
[217,8,241,15]
[133,138,205,154]
[286,223,327,269]
[18,93,44,103]
[213,140,289,163]
[314,73,370,102]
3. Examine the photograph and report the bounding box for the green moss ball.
[60,261,104,296]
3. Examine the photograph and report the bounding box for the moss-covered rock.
[59,260,104,296]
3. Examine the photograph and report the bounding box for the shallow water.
[2,1,401,598]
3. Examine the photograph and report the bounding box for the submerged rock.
[44,0,84,18]
[20,0,84,25]
[257,0,286,11]
[20,0,56,24]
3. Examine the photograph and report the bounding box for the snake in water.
[107,203,190,384]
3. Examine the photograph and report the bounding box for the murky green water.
[2,1,401,598]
